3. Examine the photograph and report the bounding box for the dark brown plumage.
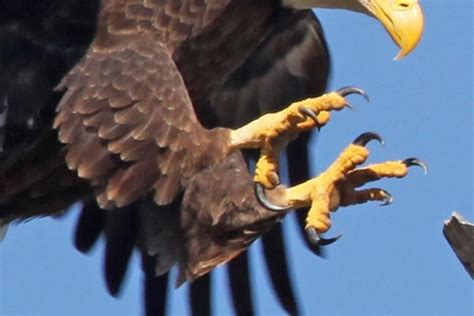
[53,0,329,281]
[1,1,330,314]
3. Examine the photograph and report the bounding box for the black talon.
[353,132,384,147]
[336,86,370,102]
[379,189,394,206]
[403,158,428,175]
[305,227,342,246]
[298,107,319,124]
[254,183,292,212]
[344,102,354,111]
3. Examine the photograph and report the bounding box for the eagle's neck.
[282,0,369,15]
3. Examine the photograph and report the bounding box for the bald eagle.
[0,0,424,314]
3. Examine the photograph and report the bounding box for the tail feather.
[189,274,211,316]
[261,224,300,315]
[228,251,255,316]
[74,199,104,253]
[142,253,170,316]
[104,203,138,296]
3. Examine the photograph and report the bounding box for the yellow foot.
[255,132,427,246]
[231,87,369,188]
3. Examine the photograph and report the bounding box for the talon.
[344,102,354,111]
[254,183,291,212]
[335,86,370,102]
[379,189,394,206]
[353,132,384,147]
[298,107,319,124]
[306,227,342,246]
[403,158,428,175]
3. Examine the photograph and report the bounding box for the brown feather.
[56,35,230,208]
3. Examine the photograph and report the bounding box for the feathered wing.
[0,2,226,314]
[53,12,240,310]
[210,9,330,314]
[54,35,229,209]
[2,2,330,316]
[214,10,329,128]
[92,8,332,314]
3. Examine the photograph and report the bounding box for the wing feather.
[213,10,329,128]
[55,36,229,208]
[227,252,254,316]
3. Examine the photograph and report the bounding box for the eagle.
[0,0,424,314]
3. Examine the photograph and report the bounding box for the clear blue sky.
[1,1,472,315]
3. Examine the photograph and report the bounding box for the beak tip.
[393,52,404,61]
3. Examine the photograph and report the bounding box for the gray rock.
[443,211,474,279]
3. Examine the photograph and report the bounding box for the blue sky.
[1,1,472,315]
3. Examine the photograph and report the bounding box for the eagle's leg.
[230,87,368,188]
[255,132,427,246]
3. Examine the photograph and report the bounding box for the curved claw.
[254,183,292,212]
[379,189,394,206]
[298,107,319,124]
[403,158,428,175]
[353,132,384,147]
[335,86,370,102]
[305,227,342,246]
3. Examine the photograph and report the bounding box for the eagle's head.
[282,0,424,60]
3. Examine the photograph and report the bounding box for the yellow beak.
[369,0,424,60]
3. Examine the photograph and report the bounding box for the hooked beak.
[368,0,424,60]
